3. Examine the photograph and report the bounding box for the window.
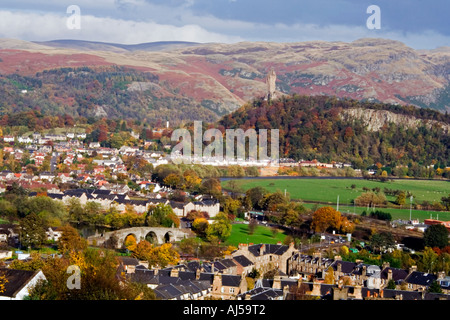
[229,288,235,293]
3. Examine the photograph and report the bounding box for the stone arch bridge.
[87,227,192,248]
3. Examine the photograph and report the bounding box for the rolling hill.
[0,37,450,123]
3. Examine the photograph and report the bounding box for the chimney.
[438,271,445,280]
[334,255,342,261]
[211,262,215,274]
[260,244,266,256]
[170,268,179,278]
[238,243,249,256]
[196,268,201,280]
[154,267,159,275]
[382,261,390,270]
[311,282,321,296]
[283,285,290,299]
[387,269,393,281]
[409,265,417,274]
[337,262,342,274]
[213,274,222,293]
[353,285,362,300]
[273,275,281,289]
[362,266,367,278]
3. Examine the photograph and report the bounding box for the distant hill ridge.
[33,39,201,53]
[0,37,450,119]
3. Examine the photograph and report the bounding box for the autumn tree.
[19,213,47,249]
[244,186,268,210]
[183,169,202,190]
[424,224,449,249]
[163,173,183,189]
[324,267,335,284]
[58,225,87,255]
[206,212,232,242]
[147,243,180,268]
[131,240,153,261]
[200,178,222,198]
[124,234,137,252]
[146,204,179,228]
[311,206,341,233]
[192,218,209,238]
[354,191,387,207]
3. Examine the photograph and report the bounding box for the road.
[50,152,58,173]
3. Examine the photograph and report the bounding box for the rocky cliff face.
[341,108,450,133]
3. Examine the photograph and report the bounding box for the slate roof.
[405,271,437,286]
[247,244,289,257]
[331,260,358,274]
[221,274,242,287]
[118,257,140,266]
[380,267,409,282]
[238,287,284,300]
[0,268,42,298]
[233,255,253,267]
[92,189,112,195]
[153,280,211,300]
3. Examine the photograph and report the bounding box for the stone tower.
[266,68,276,100]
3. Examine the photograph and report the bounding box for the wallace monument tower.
[265,68,276,101]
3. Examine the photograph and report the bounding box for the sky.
[0,0,448,49]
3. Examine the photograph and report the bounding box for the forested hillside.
[0,66,219,124]
[219,95,450,169]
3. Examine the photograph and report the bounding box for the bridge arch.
[145,231,158,244]
[87,227,191,249]
[164,231,174,243]
[123,233,138,249]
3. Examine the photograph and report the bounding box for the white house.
[3,136,14,143]
[18,136,33,144]
[0,269,47,300]
[46,227,63,242]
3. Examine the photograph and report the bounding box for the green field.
[223,178,449,204]
[223,178,450,221]
[225,223,287,247]
[301,203,450,222]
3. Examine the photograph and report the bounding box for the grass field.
[301,202,450,222]
[222,178,450,221]
[225,223,287,247]
[223,178,449,204]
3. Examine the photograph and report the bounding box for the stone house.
[211,273,247,300]
[232,243,296,275]
[287,252,334,280]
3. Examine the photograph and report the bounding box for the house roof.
[405,271,437,286]
[221,274,242,287]
[233,255,253,267]
[247,244,289,257]
[0,268,43,298]
[239,287,284,300]
[380,267,409,281]
[153,280,211,300]
[331,260,358,274]
[118,257,139,266]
